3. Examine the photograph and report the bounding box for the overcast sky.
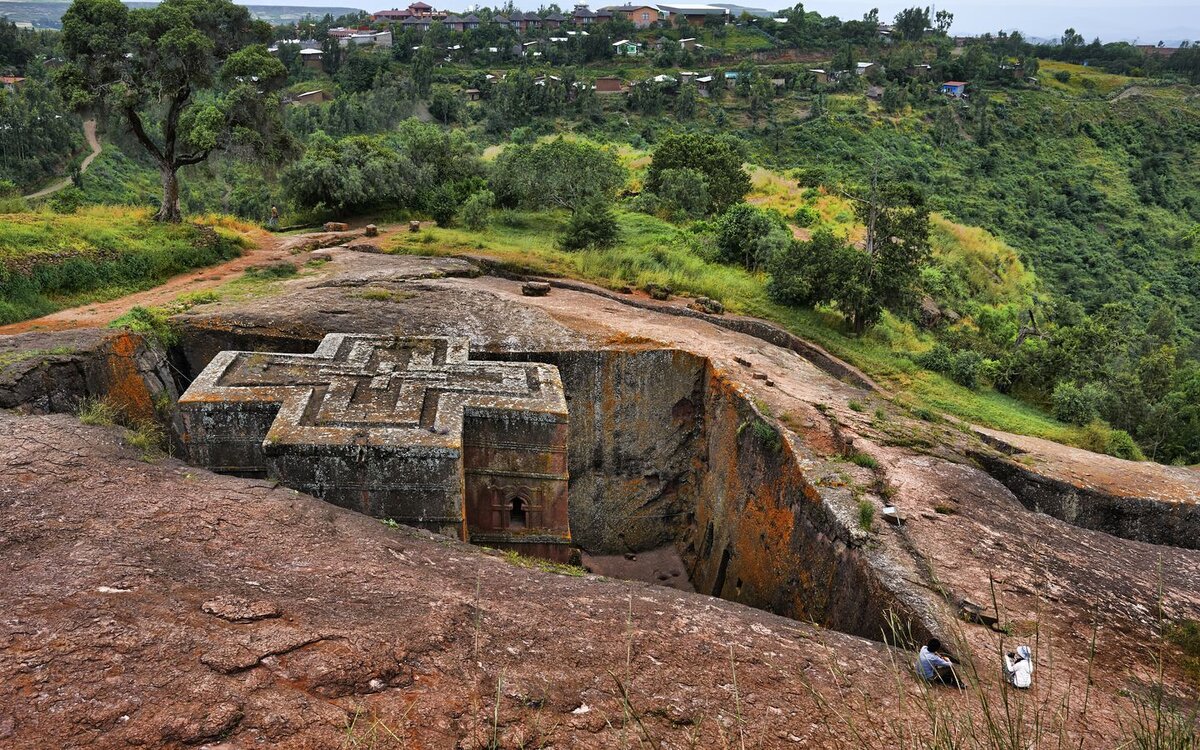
[253,0,1199,43]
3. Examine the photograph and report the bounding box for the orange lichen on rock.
[103,332,159,425]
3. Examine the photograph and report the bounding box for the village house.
[544,12,566,28]
[341,30,393,49]
[401,15,432,31]
[607,4,661,28]
[594,76,624,93]
[371,8,410,22]
[695,74,713,96]
[656,3,729,26]
[855,61,875,75]
[464,88,482,101]
[807,68,829,83]
[905,63,932,78]
[406,1,434,17]
[289,89,332,105]
[613,39,642,56]
[940,80,967,97]
[679,70,698,85]
[0,76,26,93]
[327,27,355,39]
[299,48,324,70]
[572,4,597,24]
[442,13,465,31]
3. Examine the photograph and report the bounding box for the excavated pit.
[162,327,924,644]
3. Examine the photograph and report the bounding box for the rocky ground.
[1,239,1198,747]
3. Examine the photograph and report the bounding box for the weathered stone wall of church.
[479,349,708,554]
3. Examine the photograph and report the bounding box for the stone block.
[323,222,350,232]
[521,281,552,297]
[364,224,379,237]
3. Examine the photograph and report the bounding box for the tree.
[934,9,953,34]
[646,132,750,215]
[429,86,462,124]
[490,138,627,212]
[560,199,619,250]
[56,0,292,222]
[653,167,710,220]
[715,204,789,271]
[768,177,931,334]
[674,82,697,120]
[412,45,434,98]
[893,7,930,42]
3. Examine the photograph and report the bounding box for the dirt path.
[0,226,375,336]
[23,119,102,200]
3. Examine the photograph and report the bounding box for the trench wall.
[479,349,707,554]
[680,369,918,641]
[973,451,1200,551]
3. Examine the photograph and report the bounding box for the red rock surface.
[1,413,916,748]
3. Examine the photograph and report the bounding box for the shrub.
[947,349,985,389]
[77,398,119,426]
[1052,381,1108,426]
[49,187,85,214]
[460,189,495,231]
[793,205,818,227]
[111,306,178,347]
[1054,70,1071,83]
[857,498,875,530]
[244,262,297,280]
[850,452,879,469]
[559,201,619,251]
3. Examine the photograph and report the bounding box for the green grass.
[856,498,875,530]
[1038,60,1138,96]
[383,207,1091,449]
[0,206,251,325]
[499,549,587,577]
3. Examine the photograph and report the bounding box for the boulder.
[918,295,942,328]
[409,220,421,233]
[688,297,725,315]
[364,224,379,237]
[323,222,350,232]
[644,283,671,301]
[521,281,552,297]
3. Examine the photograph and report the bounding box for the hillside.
[2,7,1198,466]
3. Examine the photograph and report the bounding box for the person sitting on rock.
[917,638,963,688]
[1004,645,1034,689]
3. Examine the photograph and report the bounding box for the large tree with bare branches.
[55,0,293,221]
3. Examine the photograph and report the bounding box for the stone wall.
[0,329,176,424]
[679,370,923,642]
[479,348,708,554]
[973,451,1200,551]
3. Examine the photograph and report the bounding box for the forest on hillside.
[1,1,1198,463]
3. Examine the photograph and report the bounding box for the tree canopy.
[56,0,293,221]
[646,132,750,215]
[490,138,627,213]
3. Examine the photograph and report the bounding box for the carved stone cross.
[176,334,572,559]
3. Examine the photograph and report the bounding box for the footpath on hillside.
[23,119,102,200]
[0,224,384,336]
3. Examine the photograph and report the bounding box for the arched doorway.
[509,496,527,529]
